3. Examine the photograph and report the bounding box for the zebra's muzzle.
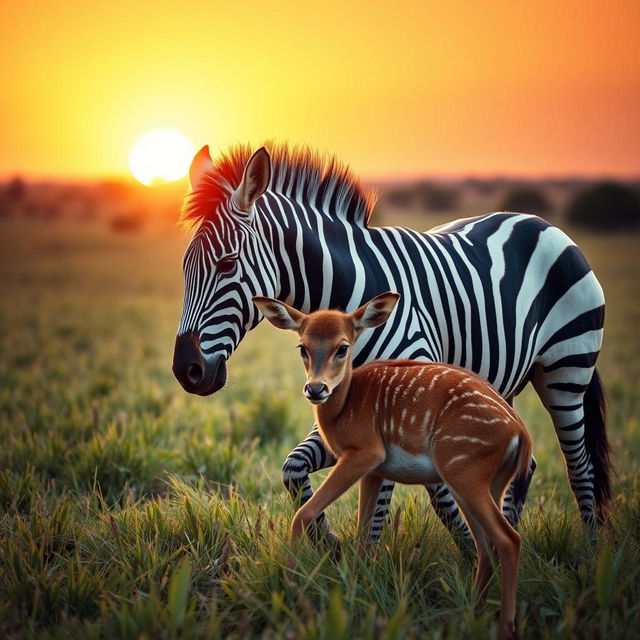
[173,332,227,396]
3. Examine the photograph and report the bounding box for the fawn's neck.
[313,362,353,427]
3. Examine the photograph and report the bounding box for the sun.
[128,129,194,186]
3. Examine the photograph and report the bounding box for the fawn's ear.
[189,145,214,190]
[234,147,271,212]
[252,296,305,331]
[351,292,400,333]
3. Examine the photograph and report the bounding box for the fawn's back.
[326,360,527,486]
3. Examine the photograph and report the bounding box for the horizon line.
[2,170,640,186]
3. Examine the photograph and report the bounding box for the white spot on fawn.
[440,434,491,446]
[447,453,468,467]
[428,370,447,391]
[459,414,505,425]
[421,410,432,433]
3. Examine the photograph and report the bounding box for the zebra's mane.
[180,143,377,230]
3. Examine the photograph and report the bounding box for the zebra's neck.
[256,192,383,314]
[253,191,445,367]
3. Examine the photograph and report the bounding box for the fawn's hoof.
[319,530,342,562]
[308,526,342,561]
[307,523,335,544]
[498,619,516,640]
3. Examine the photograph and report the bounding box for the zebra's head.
[173,145,275,395]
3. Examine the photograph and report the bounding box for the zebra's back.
[355,212,604,398]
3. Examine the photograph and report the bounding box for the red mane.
[180,143,377,231]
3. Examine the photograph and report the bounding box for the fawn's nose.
[304,382,329,404]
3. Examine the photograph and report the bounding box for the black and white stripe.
[177,146,610,542]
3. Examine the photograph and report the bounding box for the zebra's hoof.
[456,534,476,559]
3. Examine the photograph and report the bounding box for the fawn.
[253,291,532,639]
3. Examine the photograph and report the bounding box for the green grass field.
[1,215,639,639]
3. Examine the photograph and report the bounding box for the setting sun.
[128,129,194,186]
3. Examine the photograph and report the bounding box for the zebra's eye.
[217,257,237,276]
[335,344,349,359]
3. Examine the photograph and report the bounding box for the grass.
[0,215,639,638]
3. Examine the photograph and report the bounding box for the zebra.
[172,143,611,545]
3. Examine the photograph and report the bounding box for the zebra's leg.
[370,482,478,545]
[426,482,473,548]
[368,480,395,542]
[282,426,338,544]
[502,457,537,526]
[532,363,611,529]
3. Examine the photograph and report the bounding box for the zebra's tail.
[584,367,612,523]
[511,429,533,509]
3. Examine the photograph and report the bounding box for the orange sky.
[1,0,639,180]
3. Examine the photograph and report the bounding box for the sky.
[1,0,639,180]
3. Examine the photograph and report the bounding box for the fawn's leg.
[457,491,520,639]
[440,444,521,640]
[282,426,338,542]
[358,474,384,533]
[290,449,385,548]
[463,510,494,601]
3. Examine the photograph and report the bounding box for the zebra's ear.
[253,296,305,331]
[234,147,271,213]
[189,145,214,190]
[351,292,400,333]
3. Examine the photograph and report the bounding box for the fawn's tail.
[511,429,533,506]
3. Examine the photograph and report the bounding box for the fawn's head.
[253,292,400,404]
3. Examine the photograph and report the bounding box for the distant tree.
[566,182,640,231]
[110,211,144,233]
[43,204,61,221]
[462,177,501,196]
[23,203,41,218]
[6,177,26,202]
[549,178,586,192]
[0,195,10,219]
[385,186,414,209]
[415,182,459,211]
[500,186,552,217]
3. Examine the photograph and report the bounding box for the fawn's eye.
[217,257,237,276]
[298,345,308,359]
[335,344,349,359]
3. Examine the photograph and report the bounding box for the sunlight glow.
[128,129,194,186]
[2,2,639,178]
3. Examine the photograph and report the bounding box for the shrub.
[385,187,414,209]
[566,182,640,231]
[384,182,460,212]
[415,181,459,211]
[500,186,551,216]
[6,176,26,202]
[110,211,145,233]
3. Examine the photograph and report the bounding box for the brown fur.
[254,295,532,639]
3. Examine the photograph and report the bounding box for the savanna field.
[1,207,639,639]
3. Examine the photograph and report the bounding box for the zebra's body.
[174,144,610,542]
